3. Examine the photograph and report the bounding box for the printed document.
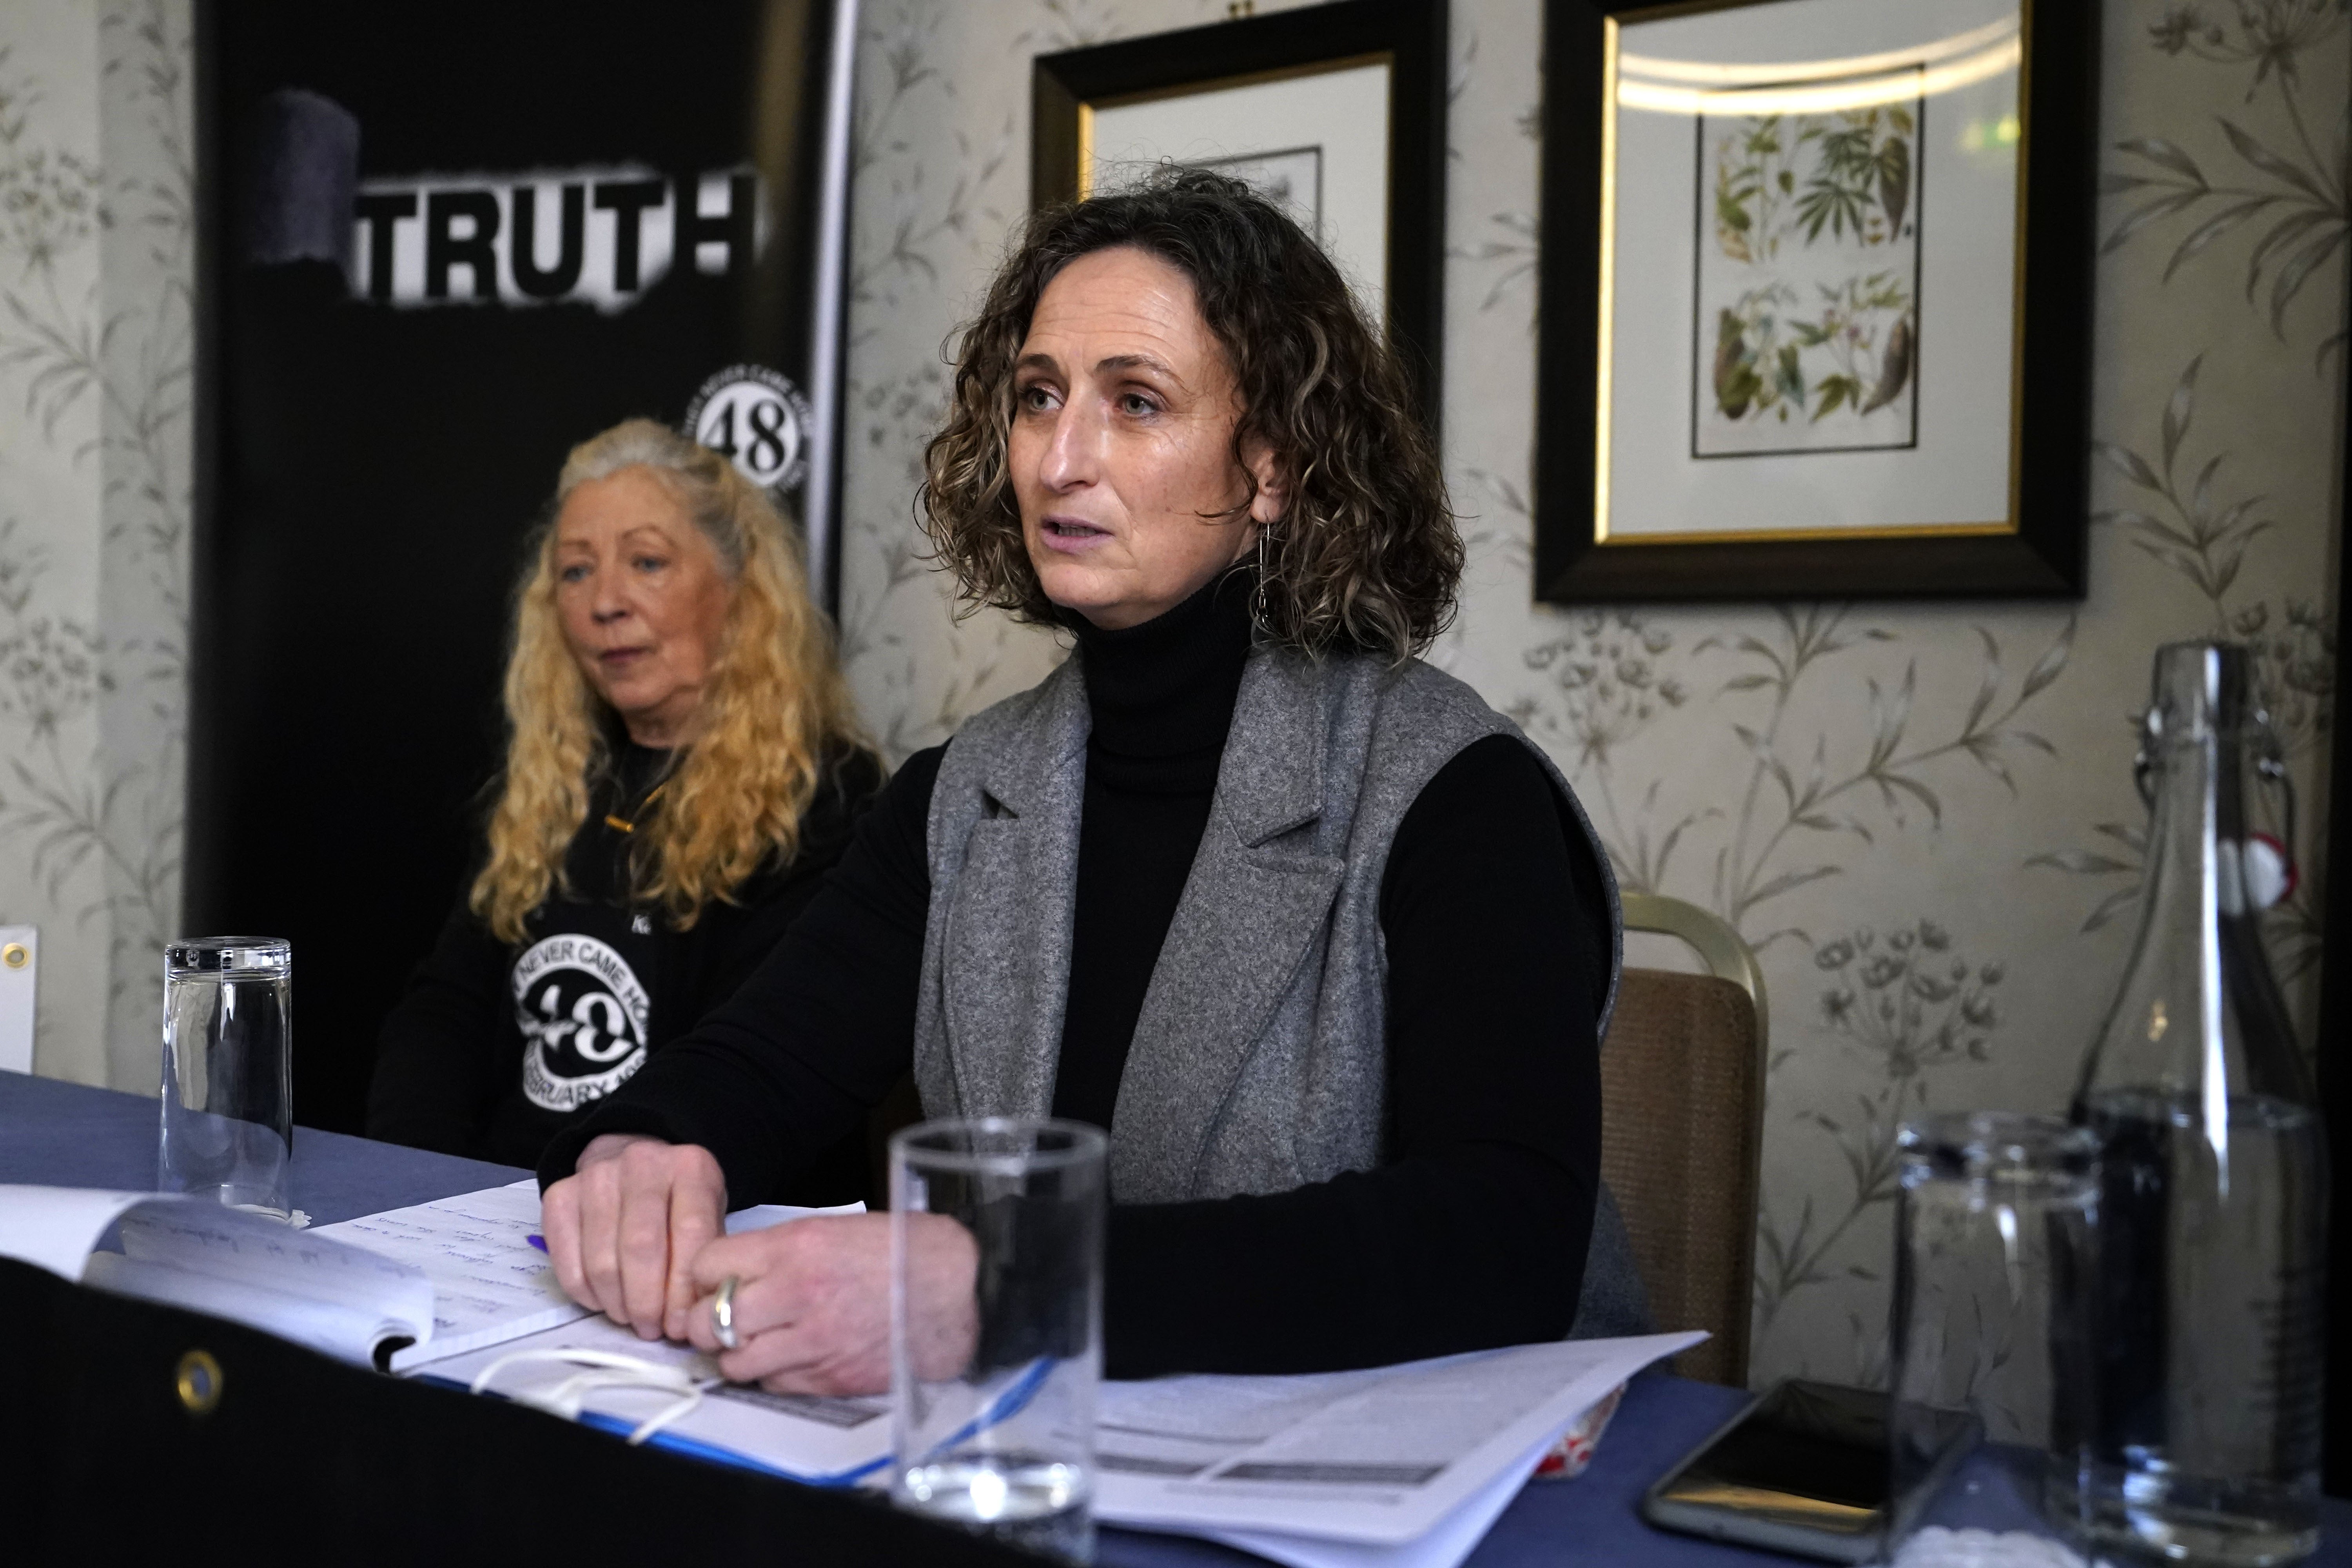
[312,1180,583,1370]
[313,1180,861,1372]
[406,1313,1700,1568]
[410,1310,895,1486]
[0,1184,432,1367]
[1094,1332,1704,1545]
[0,1180,858,1374]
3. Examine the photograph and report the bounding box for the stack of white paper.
[309,1181,863,1371]
[412,1312,898,1485]
[0,1180,859,1374]
[1094,1332,1704,1568]
[4,1179,1694,1568]
[311,1180,590,1370]
[0,1184,434,1367]
[407,1309,1703,1568]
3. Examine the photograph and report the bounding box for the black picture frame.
[1032,0,1450,429]
[1535,0,2098,603]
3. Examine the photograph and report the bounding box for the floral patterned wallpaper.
[0,0,2339,1385]
[0,0,191,1091]
[836,0,2348,1386]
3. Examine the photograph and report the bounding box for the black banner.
[191,0,853,1132]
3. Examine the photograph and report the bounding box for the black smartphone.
[1641,1379,1976,1563]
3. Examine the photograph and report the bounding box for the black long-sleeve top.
[543,573,1609,1378]
[367,739,883,1196]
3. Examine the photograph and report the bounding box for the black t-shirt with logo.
[366,740,883,1201]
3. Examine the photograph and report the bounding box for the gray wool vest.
[911,644,1651,1338]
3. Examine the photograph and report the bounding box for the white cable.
[470,1347,720,1446]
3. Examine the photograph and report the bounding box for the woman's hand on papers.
[541,1132,728,1342]
[683,1213,979,1397]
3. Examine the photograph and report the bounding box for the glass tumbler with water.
[891,1117,1106,1563]
[1887,1112,2099,1563]
[160,937,293,1217]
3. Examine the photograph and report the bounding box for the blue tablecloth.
[4,1069,2343,1566]
[0,1066,530,1221]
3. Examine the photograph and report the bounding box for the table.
[0,1064,531,1224]
[5,1070,2345,1566]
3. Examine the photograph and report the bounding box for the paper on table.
[727,1201,865,1234]
[1200,1426,1561,1568]
[1094,1331,1706,1547]
[82,1252,429,1367]
[408,1311,895,1486]
[0,1184,163,1276]
[413,1309,1695,1568]
[314,1181,583,1371]
[0,1184,434,1367]
[313,1180,861,1373]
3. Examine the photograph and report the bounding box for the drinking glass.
[160,936,294,1217]
[1886,1112,2099,1563]
[890,1117,1106,1564]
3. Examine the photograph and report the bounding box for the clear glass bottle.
[2071,641,2326,1565]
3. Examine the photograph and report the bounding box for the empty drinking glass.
[890,1117,1106,1563]
[1886,1112,2099,1563]
[160,937,294,1218]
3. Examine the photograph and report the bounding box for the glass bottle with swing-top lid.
[2070,641,2325,1565]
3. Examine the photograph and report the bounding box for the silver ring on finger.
[713,1273,741,1350]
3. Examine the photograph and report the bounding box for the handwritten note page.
[313,1180,586,1370]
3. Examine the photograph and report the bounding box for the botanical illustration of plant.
[1712,105,1915,261]
[2110,0,2349,367]
[1709,270,1916,430]
[0,3,192,1047]
[1699,99,1920,450]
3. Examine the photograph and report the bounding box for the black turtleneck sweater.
[1051,574,1254,1131]
[543,573,1607,1377]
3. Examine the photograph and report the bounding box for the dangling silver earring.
[1251,523,1274,638]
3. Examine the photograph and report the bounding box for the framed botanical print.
[1033,0,1449,422]
[1536,0,2096,601]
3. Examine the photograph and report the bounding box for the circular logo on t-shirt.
[513,934,651,1113]
[683,363,812,492]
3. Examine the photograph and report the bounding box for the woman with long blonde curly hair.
[367,419,880,1189]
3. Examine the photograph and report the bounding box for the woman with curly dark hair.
[534,169,1639,1392]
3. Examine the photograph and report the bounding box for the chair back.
[1600,893,1767,1387]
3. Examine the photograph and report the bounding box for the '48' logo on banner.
[512,933,651,1112]
[686,364,813,493]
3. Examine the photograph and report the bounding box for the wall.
[0,0,192,1091]
[836,0,2350,1385]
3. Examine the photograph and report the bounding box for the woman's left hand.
[683,1212,979,1396]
